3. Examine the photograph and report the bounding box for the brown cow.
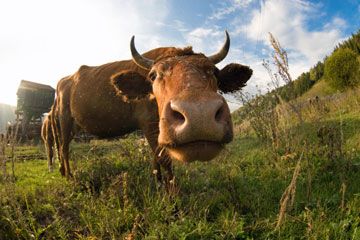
[41,103,64,172]
[41,112,55,172]
[55,31,252,183]
[51,76,80,176]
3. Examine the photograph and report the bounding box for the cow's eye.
[149,71,157,82]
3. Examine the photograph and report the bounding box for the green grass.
[1,129,359,239]
[299,79,337,100]
[0,90,360,239]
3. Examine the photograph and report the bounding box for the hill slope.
[298,78,336,100]
[0,87,359,239]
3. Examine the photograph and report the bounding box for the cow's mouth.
[163,140,223,163]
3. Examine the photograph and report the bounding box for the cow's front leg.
[152,153,162,184]
[158,154,178,195]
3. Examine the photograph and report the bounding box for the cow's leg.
[51,112,61,172]
[152,151,162,183]
[52,109,66,176]
[42,118,54,172]
[142,126,176,188]
[143,134,163,183]
[49,129,55,172]
[140,116,177,193]
[46,136,54,172]
[54,90,74,179]
[43,137,51,172]
[141,123,165,183]
[58,114,73,179]
[47,119,55,172]
[158,153,177,194]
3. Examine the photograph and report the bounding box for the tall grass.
[234,33,360,235]
[1,118,20,181]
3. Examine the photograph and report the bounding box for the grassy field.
[1,88,359,239]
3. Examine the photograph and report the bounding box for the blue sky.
[0,0,359,110]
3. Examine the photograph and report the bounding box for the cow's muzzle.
[158,93,233,162]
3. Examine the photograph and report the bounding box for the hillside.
[0,86,359,239]
[298,79,335,100]
[0,103,16,133]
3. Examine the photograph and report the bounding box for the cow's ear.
[217,63,252,93]
[111,71,152,100]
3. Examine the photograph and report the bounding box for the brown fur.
[54,45,252,182]
[41,112,55,172]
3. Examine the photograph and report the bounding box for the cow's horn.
[208,30,230,64]
[130,36,154,70]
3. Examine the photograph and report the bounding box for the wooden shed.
[12,80,55,141]
[16,80,55,116]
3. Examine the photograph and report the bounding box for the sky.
[0,0,359,110]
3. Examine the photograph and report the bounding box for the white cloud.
[0,0,169,105]
[218,0,348,103]
[185,27,224,53]
[326,17,347,30]
[240,0,345,66]
[209,0,254,20]
[155,20,189,34]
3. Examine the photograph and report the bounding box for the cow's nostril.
[169,101,186,125]
[171,109,186,124]
[215,104,224,122]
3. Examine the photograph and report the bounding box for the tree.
[324,48,360,91]
[309,61,324,82]
[294,72,314,96]
[336,30,360,55]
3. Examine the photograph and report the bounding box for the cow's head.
[112,31,252,162]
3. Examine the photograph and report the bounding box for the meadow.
[0,85,359,239]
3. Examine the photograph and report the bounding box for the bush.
[324,48,360,91]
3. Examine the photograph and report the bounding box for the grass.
[1,140,251,239]
[1,130,359,239]
[299,79,335,100]
[0,89,359,239]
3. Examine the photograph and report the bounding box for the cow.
[41,111,56,172]
[54,31,253,184]
[51,76,80,176]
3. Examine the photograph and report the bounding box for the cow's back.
[68,47,174,138]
